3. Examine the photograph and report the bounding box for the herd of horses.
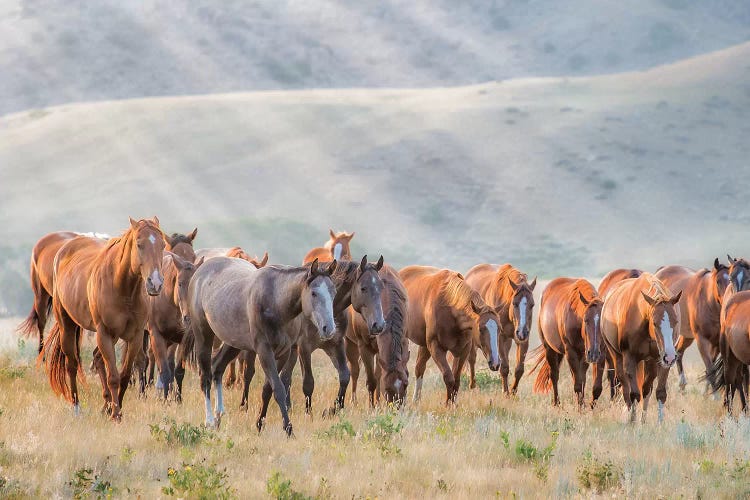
[14,217,750,435]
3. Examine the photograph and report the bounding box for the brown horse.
[597,268,644,398]
[17,231,109,352]
[401,266,501,404]
[41,217,166,420]
[464,264,536,395]
[302,229,354,263]
[529,278,604,408]
[147,252,204,400]
[716,284,750,414]
[655,260,730,391]
[185,257,337,434]
[346,263,410,406]
[601,273,681,423]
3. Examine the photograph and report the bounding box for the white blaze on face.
[148,234,156,245]
[486,319,499,366]
[333,243,343,260]
[660,311,676,361]
[394,379,403,391]
[593,313,600,346]
[316,282,334,329]
[517,297,528,330]
[737,270,745,290]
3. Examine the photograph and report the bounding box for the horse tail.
[180,328,197,369]
[38,322,82,403]
[16,306,42,338]
[16,266,50,339]
[527,344,551,394]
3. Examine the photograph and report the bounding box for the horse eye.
[361,287,367,292]
[312,292,318,298]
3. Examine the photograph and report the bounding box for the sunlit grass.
[1,318,749,498]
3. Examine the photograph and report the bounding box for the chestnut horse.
[716,284,750,414]
[147,252,204,400]
[655,260,730,391]
[17,231,109,353]
[41,217,165,420]
[185,257,337,434]
[346,263,410,406]
[302,229,354,263]
[401,266,501,404]
[597,268,644,398]
[601,273,681,423]
[464,264,536,395]
[529,278,605,408]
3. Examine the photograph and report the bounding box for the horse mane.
[328,260,359,286]
[382,271,408,371]
[441,272,492,317]
[167,233,193,247]
[568,279,599,306]
[641,272,672,301]
[493,264,529,290]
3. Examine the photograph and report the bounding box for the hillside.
[2,42,750,314]
[1,0,750,114]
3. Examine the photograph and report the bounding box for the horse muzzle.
[146,274,164,296]
[488,360,500,372]
[515,329,529,342]
[370,319,386,335]
[662,352,676,367]
[586,349,602,364]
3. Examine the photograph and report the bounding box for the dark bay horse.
[464,264,536,395]
[185,257,337,434]
[17,231,109,352]
[275,256,386,416]
[656,260,730,391]
[529,278,604,408]
[147,252,204,400]
[41,217,165,420]
[401,266,501,404]
[601,273,681,423]
[597,268,644,398]
[302,229,354,263]
[346,263,410,406]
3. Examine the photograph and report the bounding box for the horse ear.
[578,291,590,306]
[470,299,483,315]
[346,232,355,240]
[529,277,537,291]
[509,280,519,291]
[258,252,269,268]
[165,234,176,247]
[670,290,682,304]
[152,216,160,226]
[327,259,338,276]
[640,291,658,306]
[728,254,737,264]
[329,228,336,240]
[714,258,721,271]
[309,258,319,278]
[129,217,138,229]
[194,256,205,268]
[171,253,186,270]
[360,255,368,272]
[376,255,384,271]
[188,228,198,242]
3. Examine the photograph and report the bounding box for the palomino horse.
[601,273,681,423]
[655,260,730,391]
[272,256,387,416]
[147,252,204,400]
[302,229,354,263]
[401,266,501,404]
[186,257,337,434]
[346,263,410,406]
[529,278,605,408]
[17,231,109,352]
[41,217,165,420]
[464,264,536,395]
[597,268,644,398]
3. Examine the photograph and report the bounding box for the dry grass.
[1,318,750,499]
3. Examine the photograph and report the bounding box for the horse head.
[728,255,750,292]
[327,229,355,261]
[507,277,536,342]
[302,258,338,339]
[129,216,166,296]
[579,291,604,364]
[171,253,204,328]
[641,290,682,367]
[351,255,386,334]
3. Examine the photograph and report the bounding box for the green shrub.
[364,413,404,456]
[576,453,622,493]
[266,471,311,500]
[163,462,234,499]
[0,366,27,380]
[68,467,116,499]
[317,418,355,440]
[512,432,558,481]
[149,418,217,447]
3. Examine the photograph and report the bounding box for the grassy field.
[1,317,749,499]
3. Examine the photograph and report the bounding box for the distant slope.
[2,42,750,313]
[1,0,750,114]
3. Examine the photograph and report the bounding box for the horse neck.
[332,263,358,313]
[111,232,142,294]
[273,269,308,319]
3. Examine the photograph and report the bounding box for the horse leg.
[674,335,692,391]
[413,345,431,403]
[546,346,563,407]
[640,359,658,424]
[298,344,315,415]
[468,344,477,389]
[591,355,604,409]
[345,338,360,404]
[224,359,236,388]
[116,329,145,412]
[174,343,187,403]
[499,337,512,395]
[450,349,470,403]
[256,343,293,436]
[57,309,82,414]
[510,341,529,395]
[94,327,123,421]
[240,350,257,411]
[279,346,295,410]
[605,349,619,400]
[32,282,51,354]
[91,347,111,413]
[360,345,378,408]
[566,348,586,410]
[430,345,457,405]
[210,344,241,426]
[622,353,640,423]
[655,364,670,423]
[192,324,216,427]
[150,329,172,400]
[147,333,156,387]
[137,330,149,396]
[697,336,719,394]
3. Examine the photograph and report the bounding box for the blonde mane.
[442,273,492,317]
[641,272,672,301]
[568,279,599,306]
[493,263,529,291]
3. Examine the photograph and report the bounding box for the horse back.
[32,231,80,295]
[53,236,107,330]
[303,247,331,264]
[598,268,643,299]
